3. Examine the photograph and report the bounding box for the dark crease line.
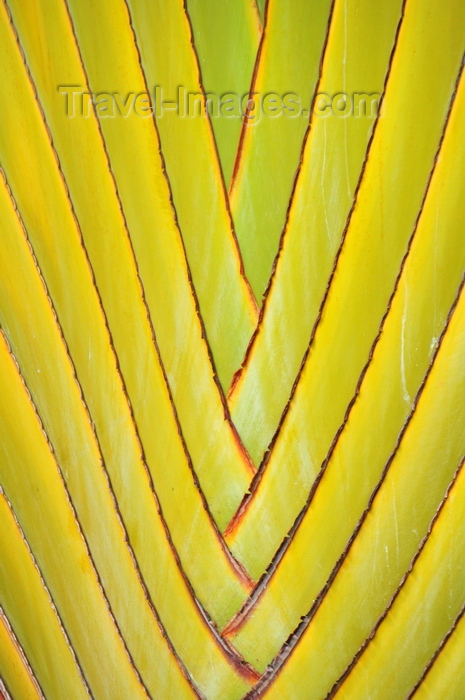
[2,297,190,699]
[242,265,465,698]
[0,381,98,700]
[225,278,465,636]
[0,677,12,700]
[0,679,10,700]
[226,51,464,640]
[225,47,463,640]
[229,0,404,404]
[223,0,414,539]
[65,0,253,598]
[228,0,270,199]
[121,0,256,481]
[4,9,201,697]
[1,309,152,694]
[407,601,465,698]
[0,500,88,700]
[250,0,263,34]
[181,0,259,317]
[118,0,256,607]
[3,5,204,694]
[0,206,104,699]
[15,0,253,682]
[0,605,47,700]
[181,0,237,232]
[228,0,338,397]
[326,452,465,698]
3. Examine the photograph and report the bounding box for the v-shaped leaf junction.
[0,0,464,698]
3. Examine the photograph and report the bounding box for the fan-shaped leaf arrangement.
[1,0,464,698]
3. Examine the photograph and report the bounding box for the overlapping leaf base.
[0,0,464,697]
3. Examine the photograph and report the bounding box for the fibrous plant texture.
[0,0,465,698]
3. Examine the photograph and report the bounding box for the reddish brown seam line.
[1,11,201,693]
[2,310,197,698]
[11,0,254,682]
[20,0,250,685]
[0,605,47,700]
[0,680,10,700]
[0,495,90,700]
[227,0,338,396]
[117,0,256,573]
[223,0,411,538]
[225,268,465,637]
[0,209,102,700]
[250,0,263,34]
[63,0,254,589]
[223,51,464,641]
[0,343,104,700]
[241,262,465,697]
[0,679,11,700]
[182,0,259,314]
[121,0,257,479]
[326,452,465,698]
[407,601,465,698]
[0,244,153,699]
[228,0,270,200]
[62,1,256,679]
[229,0,405,399]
